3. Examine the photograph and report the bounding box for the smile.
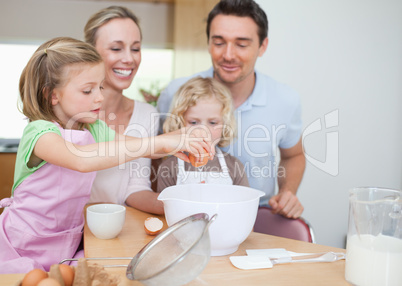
[113,69,133,76]
[220,64,239,72]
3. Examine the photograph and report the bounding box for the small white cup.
[87,204,126,239]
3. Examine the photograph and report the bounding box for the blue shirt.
[157,68,302,205]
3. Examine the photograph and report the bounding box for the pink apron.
[0,125,96,273]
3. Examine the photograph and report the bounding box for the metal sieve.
[126,213,216,286]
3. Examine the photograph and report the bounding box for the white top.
[89,101,159,205]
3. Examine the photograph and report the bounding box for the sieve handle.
[59,257,132,266]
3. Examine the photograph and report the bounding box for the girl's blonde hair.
[19,37,103,126]
[84,6,142,46]
[163,77,237,147]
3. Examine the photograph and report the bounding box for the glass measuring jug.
[345,187,402,286]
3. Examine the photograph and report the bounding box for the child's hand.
[157,126,215,162]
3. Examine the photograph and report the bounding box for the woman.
[84,6,163,214]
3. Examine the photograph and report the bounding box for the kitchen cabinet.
[173,0,219,77]
[0,152,16,214]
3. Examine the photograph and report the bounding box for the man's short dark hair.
[206,0,268,46]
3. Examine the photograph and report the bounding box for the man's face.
[208,15,268,85]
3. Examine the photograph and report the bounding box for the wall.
[256,0,402,247]
[0,0,173,48]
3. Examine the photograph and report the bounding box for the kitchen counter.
[0,138,19,153]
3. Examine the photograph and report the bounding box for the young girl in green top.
[0,37,212,273]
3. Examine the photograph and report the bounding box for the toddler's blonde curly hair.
[163,77,236,147]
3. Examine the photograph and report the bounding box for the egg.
[21,268,48,286]
[189,148,210,167]
[58,264,75,286]
[144,217,163,235]
[37,278,62,286]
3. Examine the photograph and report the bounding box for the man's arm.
[269,137,305,218]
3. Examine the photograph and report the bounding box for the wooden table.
[84,206,349,285]
[0,206,350,285]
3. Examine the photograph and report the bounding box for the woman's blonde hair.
[19,37,103,126]
[84,6,141,46]
[163,77,237,147]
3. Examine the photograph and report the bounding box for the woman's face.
[95,18,141,93]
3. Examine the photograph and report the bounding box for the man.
[157,0,305,218]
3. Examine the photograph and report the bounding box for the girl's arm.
[31,128,212,173]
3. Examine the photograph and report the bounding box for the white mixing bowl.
[158,184,264,256]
